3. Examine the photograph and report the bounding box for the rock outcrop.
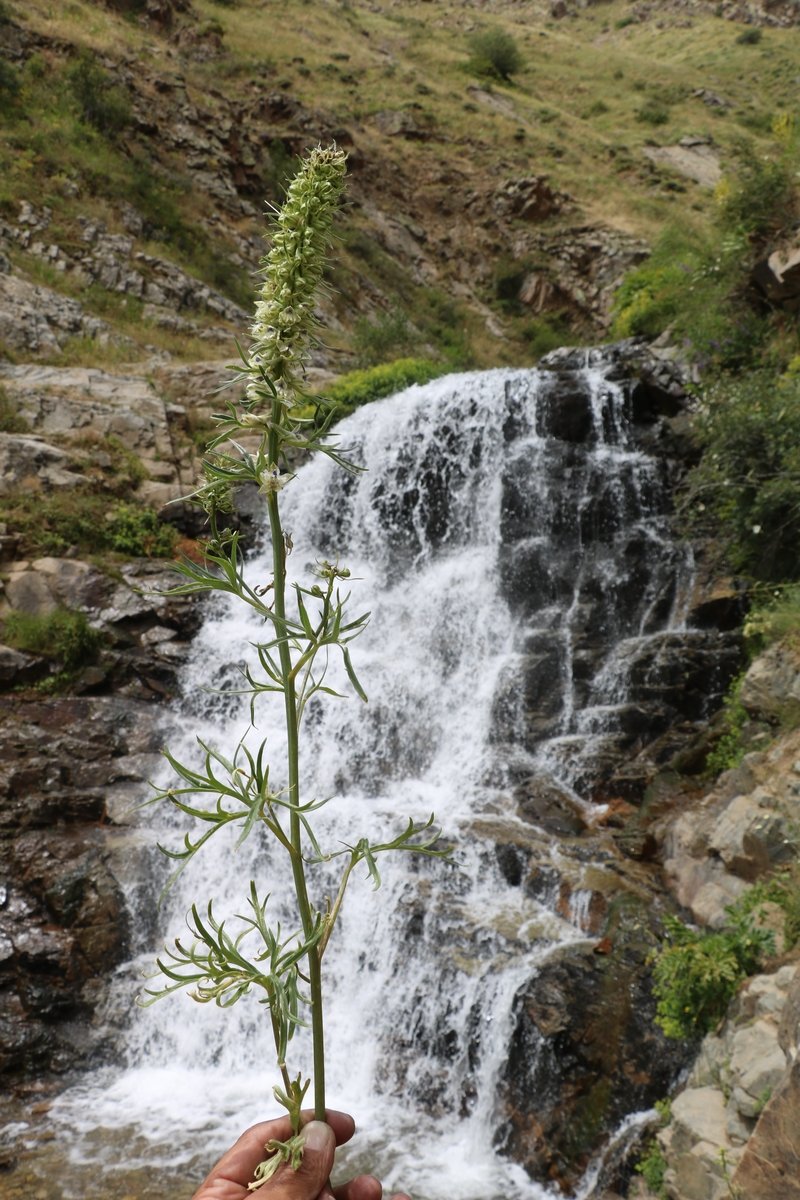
[633,636,800,1200]
[658,647,800,927]
[651,963,800,1200]
[0,566,202,1081]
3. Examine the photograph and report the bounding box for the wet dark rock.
[538,380,594,443]
[0,557,196,1084]
[515,776,588,837]
[499,915,691,1191]
[495,348,741,806]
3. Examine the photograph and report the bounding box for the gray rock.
[740,640,800,722]
[5,571,57,617]
[0,433,87,495]
[729,1018,788,1117]
[0,272,109,353]
[660,719,800,925]
[0,645,42,686]
[642,142,722,189]
[731,1057,800,1200]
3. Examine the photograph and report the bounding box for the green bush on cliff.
[615,128,800,587]
[687,371,800,582]
[635,1140,667,1198]
[321,358,445,416]
[352,311,416,367]
[651,897,774,1039]
[67,51,132,137]
[5,607,102,670]
[613,130,798,371]
[705,672,748,776]
[0,60,20,112]
[744,583,800,651]
[106,503,178,557]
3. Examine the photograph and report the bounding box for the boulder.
[731,1057,800,1199]
[752,241,800,311]
[659,963,800,1200]
[493,177,569,222]
[0,273,109,354]
[501,932,690,1190]
[4,570,58,617]
[0,434,87,496]
[643,138,722,189]
[740,639,800,724]
[659,722,800,925]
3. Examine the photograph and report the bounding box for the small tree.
[468,27,523,82]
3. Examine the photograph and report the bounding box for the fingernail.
[302,1121,331,1152]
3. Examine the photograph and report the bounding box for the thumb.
[270,1121,336,1199]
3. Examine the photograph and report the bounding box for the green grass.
[4,607,102,670]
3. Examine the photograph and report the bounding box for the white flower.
[752,524,762,534]
[258,465,293,496]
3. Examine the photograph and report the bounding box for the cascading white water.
[49,364,700,1199]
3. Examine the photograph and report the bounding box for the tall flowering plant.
[142,146,446,1186]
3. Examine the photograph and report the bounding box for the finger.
[328,1173,383,1200]
[325,1174,412,1200]
[194,1117,294,1197]
[266,1120,336,1200]
[193,1112,356,1198]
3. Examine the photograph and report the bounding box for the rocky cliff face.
[623,643,800,1200]
[0,345,798,1200]
[0,351,223,1084]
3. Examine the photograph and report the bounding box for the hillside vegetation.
[1,0,797,366]
[0,0,798,593]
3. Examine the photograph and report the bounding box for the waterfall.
[50,362,716,1199]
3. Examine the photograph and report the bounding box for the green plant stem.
[266,419,326,1122]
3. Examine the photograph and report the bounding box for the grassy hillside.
[1,0,796,368]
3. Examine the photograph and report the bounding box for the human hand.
[192,1109,411,1200]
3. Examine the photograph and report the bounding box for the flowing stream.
[44,363,704,1199]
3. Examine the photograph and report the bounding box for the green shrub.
[636,101,670,126]
[322,358,445,415]
[635,1141,667,1197]
[750,871,800,951]
[67,52,132,137]
[0,384,27,432]
[716,137,797,244]
[352,310,416,367]
[612,260,689,338]
[736,27,763,44]
[261,138,296,203]
[744,584,800,650]
[4,608,102,670]
[688,372,800,581]
[650,897,774,1039]
[467,27,523,82]
[522,313,576,359]
[415,287,474,368]
[493,259,531,312]
[612,215,772,371]
[106,503,178,557]
[0,60,20,111]
[705,672,748,776]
